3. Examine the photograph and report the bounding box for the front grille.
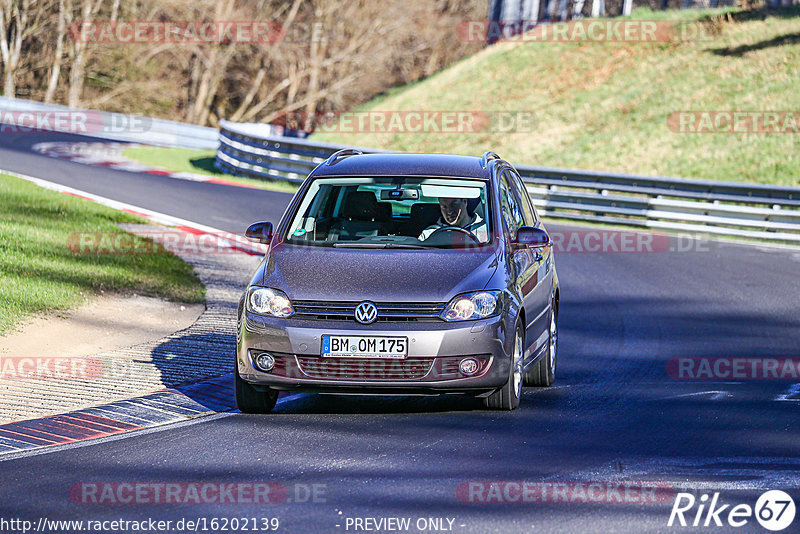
[271,356,289,375]
[292,301,445,322]
[257,353,492,381]
[296,356,433,380]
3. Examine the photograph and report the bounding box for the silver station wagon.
[236,150,559,411]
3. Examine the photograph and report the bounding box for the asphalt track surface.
[1,131,799,533]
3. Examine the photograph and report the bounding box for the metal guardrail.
[0,97,218,149]
[216,119,378,183]
[215,119,800,244]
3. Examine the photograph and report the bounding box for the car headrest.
[467,198,480,217]
[410,203,442,227]
[376,202,392,222]
[342,191,379,221]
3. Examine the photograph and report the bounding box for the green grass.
[313,7,800,186]
[0,174,205,334]
[122,146,299,193]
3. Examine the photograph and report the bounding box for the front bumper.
[237,311,513,394]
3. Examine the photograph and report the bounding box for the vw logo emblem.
[354,301,378,324]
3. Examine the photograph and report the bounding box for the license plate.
[321,335,408,358]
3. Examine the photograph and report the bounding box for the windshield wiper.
[384,243,428,249]
[332,242,387,248]
[331,242,429,249]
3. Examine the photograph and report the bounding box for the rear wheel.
[235,358,279,413]
[524,298,558,387]
[484,325,523,410]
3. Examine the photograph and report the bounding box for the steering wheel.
[428,225,481,244]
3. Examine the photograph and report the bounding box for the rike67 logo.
[668,490,796,531]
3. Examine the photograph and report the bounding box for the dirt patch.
[0,294,204,358]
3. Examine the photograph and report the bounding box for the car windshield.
[284,176,493,249]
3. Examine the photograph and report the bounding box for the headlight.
[441,291,501,321]
[248,287,294,318]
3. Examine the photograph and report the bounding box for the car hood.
[255,243,499,303]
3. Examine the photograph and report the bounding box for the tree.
[44,0,65,102]
[0,0,47,98]
[66,0,104,107]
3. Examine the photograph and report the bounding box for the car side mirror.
[245,221,273,244]
[514,226,550,247]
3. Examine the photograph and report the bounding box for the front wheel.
[235,357,279,413]
[484,324,523,410]
[524,298,557,387]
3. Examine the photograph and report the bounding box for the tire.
[484,324,523,410]
[235,357,279,413]
[524,298,558,387]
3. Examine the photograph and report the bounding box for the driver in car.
[419,197,488,242]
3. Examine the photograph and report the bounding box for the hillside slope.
[315,8,800,185]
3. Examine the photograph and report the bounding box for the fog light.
[459,358,480,376]
[254,352,275,372]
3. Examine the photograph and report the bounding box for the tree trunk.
[68,0,104,108]
[573,0,586,19]
[187,0,236,125]
[45,0,67,102]
[303,2,331,127]
[0,0,32,99]
[229,68,266,122]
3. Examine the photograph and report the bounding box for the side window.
[506,170,538,226]
[499,174,524,238]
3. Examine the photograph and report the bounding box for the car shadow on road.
[273,392,486,415]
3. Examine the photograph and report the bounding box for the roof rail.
[325,148,363,166]
[479,151,501,169]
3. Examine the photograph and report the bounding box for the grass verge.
[0,174,205,334]
[121,146,299,193]
[314,7,800,186]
